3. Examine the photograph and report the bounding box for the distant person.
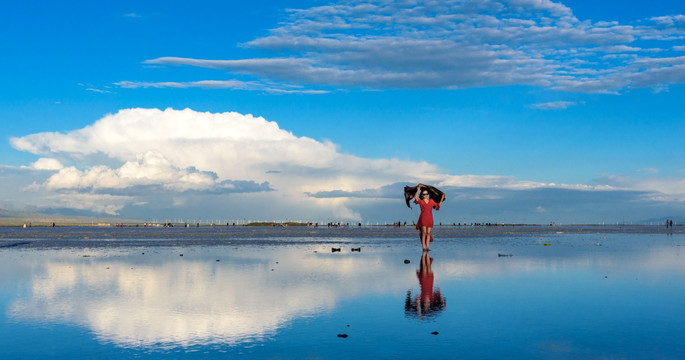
[413,185,444,251]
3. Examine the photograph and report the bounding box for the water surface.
[1,226,683,359]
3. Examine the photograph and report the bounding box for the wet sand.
[0,225,681,249]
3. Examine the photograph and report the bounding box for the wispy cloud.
[86,88,111,94]
[635,168,659,174]
[135,0,685,93]
[530,101,581,110]
[115,80,328,94]
[79,82,112,94]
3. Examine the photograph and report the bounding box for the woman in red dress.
[414,185,444,251]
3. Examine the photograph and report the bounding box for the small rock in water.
[216,259,220,262]
[498,253,513,257]
[431,331,439,335]
[180,254,183,256]
[351,247,361,252]
[331,247,341,252]
[337,334,348,338]
[404,259,411,264]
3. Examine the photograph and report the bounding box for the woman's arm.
[413,185,424,204]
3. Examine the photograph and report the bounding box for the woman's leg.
[420,226,428,250]
[424,227,432,250]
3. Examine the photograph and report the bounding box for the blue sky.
[1,0,684,224]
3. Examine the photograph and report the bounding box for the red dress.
[414,198,439,228]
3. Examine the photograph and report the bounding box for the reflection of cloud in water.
[8,248,414,348]
[7,239,684,348]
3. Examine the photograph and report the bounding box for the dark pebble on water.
[431,331,439,335]
[404,259,410,264]
[337,334,348,338]
[180,254,183,256]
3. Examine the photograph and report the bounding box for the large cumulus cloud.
[6,107,684,223]
[9,108,440,219]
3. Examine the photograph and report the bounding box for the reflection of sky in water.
[1,232,685,358]
[5,247,414,349]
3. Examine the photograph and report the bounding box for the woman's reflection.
[405,252,446,319]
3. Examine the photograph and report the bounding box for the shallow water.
[1,226,684,359]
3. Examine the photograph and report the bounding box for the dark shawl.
[404,184,445,208]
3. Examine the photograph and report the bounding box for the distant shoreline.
[0,222,680,228]
[0,216,680,229]
[0,216,679,228]
[0,220,680,230]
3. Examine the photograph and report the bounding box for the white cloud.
[7,108,685,221]
[9,108,437,218]
[596,174,685,202]
[133,0,685,93]
[40,152,225,192]
[649,15,685,28]
[29,158,63,170]
[46,192,132,215]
